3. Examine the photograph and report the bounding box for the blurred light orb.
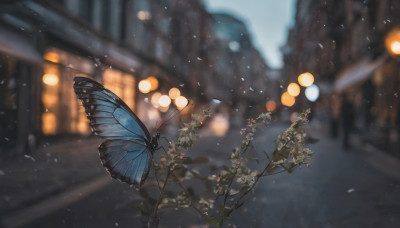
[265,100,277,112]
[42,73,59,86]
[385,28,400,55]
[287,83,301,96]
[210,113,229,137]
[138,80,151,93]
[298,72,314,87]
[390,41,400,55]
[158,95,171,107]
[168,87,181,99]
[147,76,159,91]
[229,41,240,52]
[305,84,320,102]
[137,10,151,21]
[44,52,59,63]
[175,96,188,110]
[151,92,162,107]
[281,91,295,107]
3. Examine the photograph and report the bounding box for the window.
[41,48,94,135]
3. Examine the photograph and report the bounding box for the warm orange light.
[281,91,295,107]
[42,93,58,108]
[147,76,159,91]
[138,80,151,93]
[42,112,57,135]
[44,52,60,63]
[169,87,181,99]
[287,83,301,96]
[390,41,400,55]
[265,100,277,112]
[151,92,162,107]
[210,113,229,137]
[42,73,59,86]
[298,72,314,87]
[175,96,188,110]
[158,95,171,107]
[385,28,400,55]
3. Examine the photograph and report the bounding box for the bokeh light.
[265,100,276,112]
[151,92,162,107]
[44,52,59,63]
[287,83,300,96]
[138,80,151,93]
[137,10,151,21]
[298,72,314,87]
[158,95,171,107]
[175,96,188,110]
[385,28,400,55]
[147,76,159,91]
[169,87,181,99]
[42,73,59,86]
[305,84,320,102]
[281,91,295,107]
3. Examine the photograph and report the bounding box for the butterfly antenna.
[156,100,192,131]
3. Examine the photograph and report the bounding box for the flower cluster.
[159,191,191,209]
[157,110,210,170]
[267,109,313,174]
[145,110,313,228]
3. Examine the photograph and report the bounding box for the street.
[2,122,399,228]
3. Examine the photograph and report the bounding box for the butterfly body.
[73,77,157,186]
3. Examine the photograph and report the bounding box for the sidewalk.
[0,137,106,222]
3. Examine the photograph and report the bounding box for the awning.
[0,27,43,64]
[333,54,388,93]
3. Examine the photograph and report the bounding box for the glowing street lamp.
[298,72,314,87]
[287,83,301,96]
[281,91,295,107]
[385,28,400,56]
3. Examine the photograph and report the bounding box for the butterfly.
[73,76,160,186]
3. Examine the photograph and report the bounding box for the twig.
[148,169,171,228]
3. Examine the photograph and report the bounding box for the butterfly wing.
[73,76,152,185]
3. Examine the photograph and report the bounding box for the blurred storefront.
[0,0,271,155]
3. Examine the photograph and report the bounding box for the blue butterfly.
[73,77,159,186]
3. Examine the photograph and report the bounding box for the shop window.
[103,68,136,110]
[41,48,94,135]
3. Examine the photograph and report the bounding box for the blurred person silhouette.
[340,93,355,149]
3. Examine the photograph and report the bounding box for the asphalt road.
[4,123,400,228]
